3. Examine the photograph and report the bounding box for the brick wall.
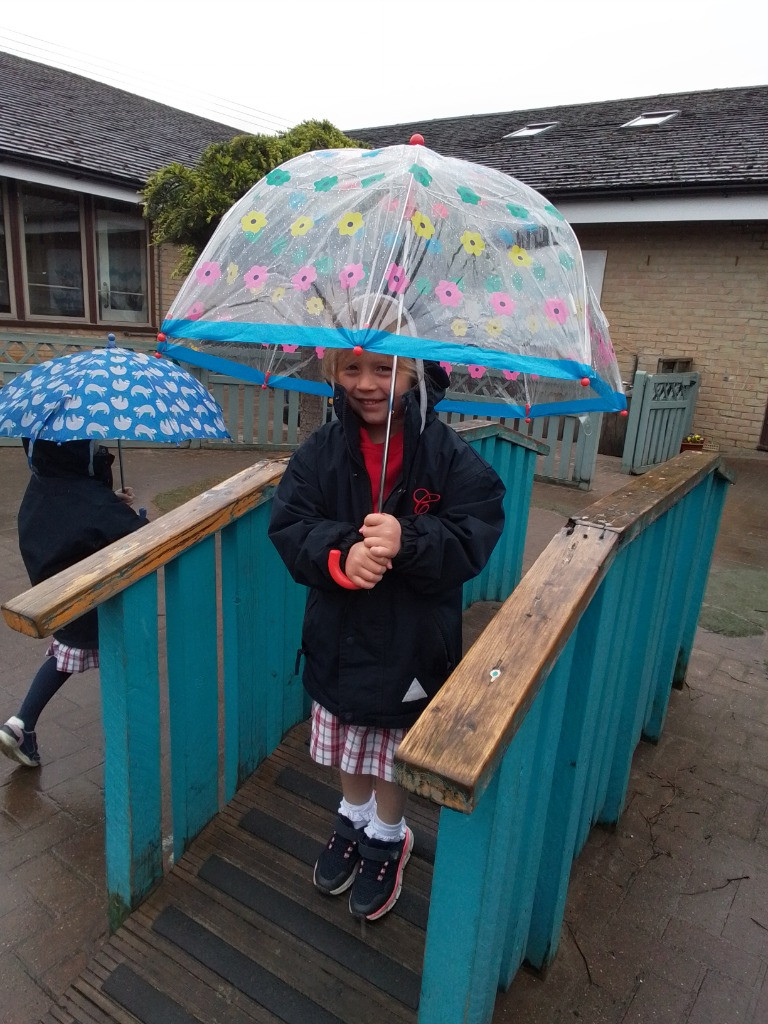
[154,243,187,321]
[577,222,768,452]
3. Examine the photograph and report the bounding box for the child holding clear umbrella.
[268,345,505,921]
[0,438,147,768]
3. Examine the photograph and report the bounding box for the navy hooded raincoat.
[268,364,506,729]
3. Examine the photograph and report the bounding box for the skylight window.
[622,110,680,128]
[504,121,558,139]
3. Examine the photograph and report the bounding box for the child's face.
[336,351,414,440]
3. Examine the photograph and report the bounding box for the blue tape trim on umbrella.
[159,343,333,396]
[436,394,626,417]
[161,318,597,383]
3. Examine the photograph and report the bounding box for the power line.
[0,29,298,135]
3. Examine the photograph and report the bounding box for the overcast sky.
[1,0,766,135]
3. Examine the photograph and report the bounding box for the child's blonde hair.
[322,348,418,385]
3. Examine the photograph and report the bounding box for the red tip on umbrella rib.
[156,332,166,343]
[353,345,363,355]
[580,377,590,387]
[620,409,629,417]
[409,134,425,146]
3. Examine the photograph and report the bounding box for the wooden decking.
[44,722,439,1024]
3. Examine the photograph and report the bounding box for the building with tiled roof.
[0,49,238,190]
[1,47,766,452]
[0,49,239,354]
[350,87,768,451]
[349,86,768,199]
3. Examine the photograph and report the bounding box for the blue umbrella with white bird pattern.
[0,336,230,485]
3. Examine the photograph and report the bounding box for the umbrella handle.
[328,549,361,591]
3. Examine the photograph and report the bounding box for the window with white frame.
[1,178,151,327]
[94,199,149,323]
[504,121,558,139]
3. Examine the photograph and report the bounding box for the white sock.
[339,794,376,828]
[364,812,406,843]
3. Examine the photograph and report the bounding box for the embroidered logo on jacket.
[413,488,441,514]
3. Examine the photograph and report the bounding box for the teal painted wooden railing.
[1,422,544,932]
[1,437,730,1021]
[395,450,732,1023]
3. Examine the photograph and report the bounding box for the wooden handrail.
[570,451,734,538]
[394,450,730,812]
[1,458,287,639]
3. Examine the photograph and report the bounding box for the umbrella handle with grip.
[328,549,362,590]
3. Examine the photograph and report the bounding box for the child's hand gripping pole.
[328,549,362,590]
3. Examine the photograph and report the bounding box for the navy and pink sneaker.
[0,717,40,768]
[349,826,414,921]
[314,814,367,895]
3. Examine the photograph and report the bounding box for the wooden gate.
[621,371,700,474]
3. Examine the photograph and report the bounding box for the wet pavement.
[0,444,766,1024]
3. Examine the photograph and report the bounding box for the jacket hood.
[23,438,114,485]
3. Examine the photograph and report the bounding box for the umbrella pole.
[116,438,125,491]
[377,356,399,513]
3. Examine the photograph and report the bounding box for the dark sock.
[17,658,72,730]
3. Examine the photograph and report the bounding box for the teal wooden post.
[598,516,673,824]
[525,577,617,969]
[579,541,645,845]
[418,743,524,1024]
[223,496,305,800]
[638,501,686,736]
[252,501,292,752]
[672,473,729,689]
[282,569,307,728]
[463,435,535,606]
[165,538,220,863]
[99,576,162,930]
[572,545,633,854]
[642,496,698,740]
[222,506,264,799]
[499,640,576,986]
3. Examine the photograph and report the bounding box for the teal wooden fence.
[1,331,603,485]
[1,423,543,933]
[395,450,731,1023]
[1,424,730,1021]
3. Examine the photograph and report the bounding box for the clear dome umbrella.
[158,138,625,421]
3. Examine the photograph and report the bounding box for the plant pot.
[680,441,705,452]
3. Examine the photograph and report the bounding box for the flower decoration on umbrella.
[157,140,625,421]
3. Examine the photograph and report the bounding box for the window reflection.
[95,199,148,323]
[22,186,85,318]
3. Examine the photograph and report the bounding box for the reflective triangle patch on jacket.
[402,678,429,702]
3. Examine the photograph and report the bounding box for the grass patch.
[152,476,231,514]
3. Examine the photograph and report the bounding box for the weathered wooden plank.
[199,854,422,1008]
[395,525,619,811]
[571,450,732,540]
[105,932,273,1023]
[1,459,287,638]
